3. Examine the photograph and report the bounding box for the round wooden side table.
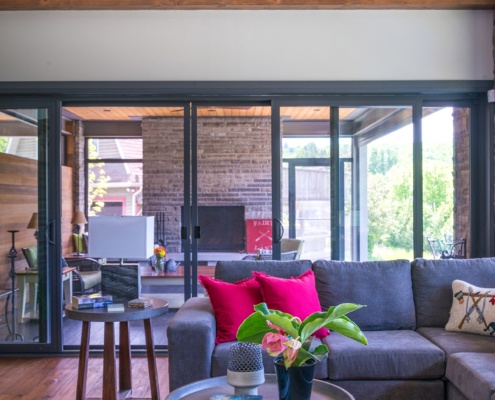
[65,298,168,400]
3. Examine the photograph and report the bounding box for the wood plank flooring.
[0,356,170,399]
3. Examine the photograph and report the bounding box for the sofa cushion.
[445,280,495,337]
[324,330,445,380]
[417,327,495,356]
[334,380,445,400]
[313,259,415,330]
[79,271,101,289]
[215,260,312,283]
[198,275,263,344]
[446,353,495,400]
[446,382,470,400]
[211,340,328,380]
[253,269,329,339]
[412,258,495,328]
[23,246,38,269]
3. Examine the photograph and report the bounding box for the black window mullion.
[330,107,340,260]
[271,102,282,259]
[413,100,423,259]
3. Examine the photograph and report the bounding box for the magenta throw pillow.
[198,275,264,344]
[253,269,329,339]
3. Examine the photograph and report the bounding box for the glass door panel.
[340,106,414,261]
[281,106,331,260]
[61,105,186,348]
[87,138,143,216]
[422,107,469,259]
[194,104,272,270]
[0,107,49,345]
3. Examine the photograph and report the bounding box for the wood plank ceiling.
[0,0,493,10]
[63,106,357,121]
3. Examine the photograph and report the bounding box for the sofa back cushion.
[313,259,416,330]
[412,257,495,328]
[215,259,313,283]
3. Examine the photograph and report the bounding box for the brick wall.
[453,108,470,257]
[142,117,272,253]
[73,121,85,214]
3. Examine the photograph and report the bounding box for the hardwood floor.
[0,355,170,399]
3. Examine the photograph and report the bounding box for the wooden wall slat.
[0,154,38,288]
[62,166,74,255]
[0,155,74,288]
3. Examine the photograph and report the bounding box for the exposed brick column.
[73,121,85,214]
[453,108,470,258]
[142,117,272,253]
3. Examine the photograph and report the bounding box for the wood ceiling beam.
[0,0,493,11]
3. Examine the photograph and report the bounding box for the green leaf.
[253,303,299,338]
[326,318,368,346]
[300,303,366,342]
[292,347,315,367]
[236,312,275,343]
[312,344,329,359]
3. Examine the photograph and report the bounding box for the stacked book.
[72,294,113,309]
[128,298,153,308]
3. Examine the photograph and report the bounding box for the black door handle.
[273,218,284,244]
[46,219,56,245]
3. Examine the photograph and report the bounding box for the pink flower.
[283,338,302,368]
[261,333,287,357]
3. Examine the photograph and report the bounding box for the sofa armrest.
[167,297,216,391]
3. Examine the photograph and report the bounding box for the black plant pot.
[274,357,316,400]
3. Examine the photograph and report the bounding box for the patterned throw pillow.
[445,280,495,336]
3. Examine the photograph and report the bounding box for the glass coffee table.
[166,374,354,399]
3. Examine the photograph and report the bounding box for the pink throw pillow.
[253,269,329,339]
[198,275,263,344]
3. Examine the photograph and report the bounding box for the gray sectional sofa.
[167,257,495,400]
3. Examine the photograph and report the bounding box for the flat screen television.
[181,206,245,252]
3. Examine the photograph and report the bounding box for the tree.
[87,139,110,216]
[0,137,8,153]
[367,144,454,258]
[368,147,398,174]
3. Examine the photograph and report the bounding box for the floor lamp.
[6,230,23,341]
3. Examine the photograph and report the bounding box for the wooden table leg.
[119,321,132,392]
[102,321,117,400]
[144,318,160,400]
[76,320,90,400]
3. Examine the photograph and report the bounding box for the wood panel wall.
[62,166,73,255]
[0,153,38,289]
[0,153,74,291]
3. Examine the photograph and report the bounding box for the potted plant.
[237,302,368,400]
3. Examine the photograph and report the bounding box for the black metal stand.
[5,230,23,342]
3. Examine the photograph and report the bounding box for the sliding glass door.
[0,101,61,352]
[280,106,332,260]
[188,103,273,297]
